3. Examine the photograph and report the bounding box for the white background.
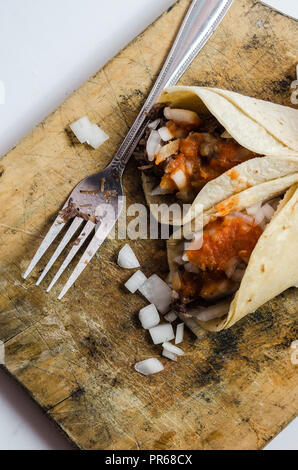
[0,0,297,450]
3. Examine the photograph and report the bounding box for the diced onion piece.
[195,301,230,322]
[164,311,177,322]
[88,124,109,149]
[117,244,140,269]
[162,341,184,356]
[164,107,201,127]
[149,185,173,196]
[125,270,147,294]
[246,202,262,216]
[162,349,177,361]
[171,169,187,191]
[184,262,200,273]
[175,323,184,344]
[138,274,172,313]
[135,358,164,376]
[70,116,91,143]
[158,126,173,141]
[155,140,180,164]
[69,116,109,149]
[262,203,275,221]
[290,340,298,349]
[146,130,161,161]
[149,324,175,344]
[148,119,160,129]
[254,207,265,225]
[139,304,160,329]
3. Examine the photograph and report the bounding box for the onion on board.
[158,126,173,141]
[134,358,164,376]
[194,300,230,322]
[162,349,177,361]
[164,311,177,323]
[146,130,161,161]
[69,116,109,149]
[117,244,140,269]
[139,304,160,329]
[138,274,172,313]
[149,323,175,344]
[162,341,184,356]
[175,323,184,344]
[125,270,147,294]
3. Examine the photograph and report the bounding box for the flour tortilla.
[144,86,298,225]
[167,178,298,333]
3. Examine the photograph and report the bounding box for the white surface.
[0,0,297,450]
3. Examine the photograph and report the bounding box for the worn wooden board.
[0,0,297,450]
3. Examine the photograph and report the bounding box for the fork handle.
[109,0,233,175]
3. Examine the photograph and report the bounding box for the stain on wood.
[0,0,297,450]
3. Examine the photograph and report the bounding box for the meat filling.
[136,105,257,202]
[175,213,263,304]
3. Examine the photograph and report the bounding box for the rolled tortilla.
[167,177,298,333]
[143,86,298,224]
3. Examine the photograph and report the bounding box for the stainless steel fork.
[23,0,233,299]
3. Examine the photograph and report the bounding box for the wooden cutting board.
[0,0,297,450]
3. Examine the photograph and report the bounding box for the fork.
[23,0,233,299]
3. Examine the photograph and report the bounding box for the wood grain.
[0,0,297,449]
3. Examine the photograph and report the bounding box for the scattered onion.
[125,270,147,294]
[117,244,140,269]
[162,349,177,361]
[149,323,175,344]
[139,304,160,329]
[134,358,164,376]
[175,323,184,344]
[69,116,109,149]
[162,341,184,356]
[138,274,172,313]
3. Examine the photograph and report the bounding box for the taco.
[166,173,298,333]
[135,86,298,225]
